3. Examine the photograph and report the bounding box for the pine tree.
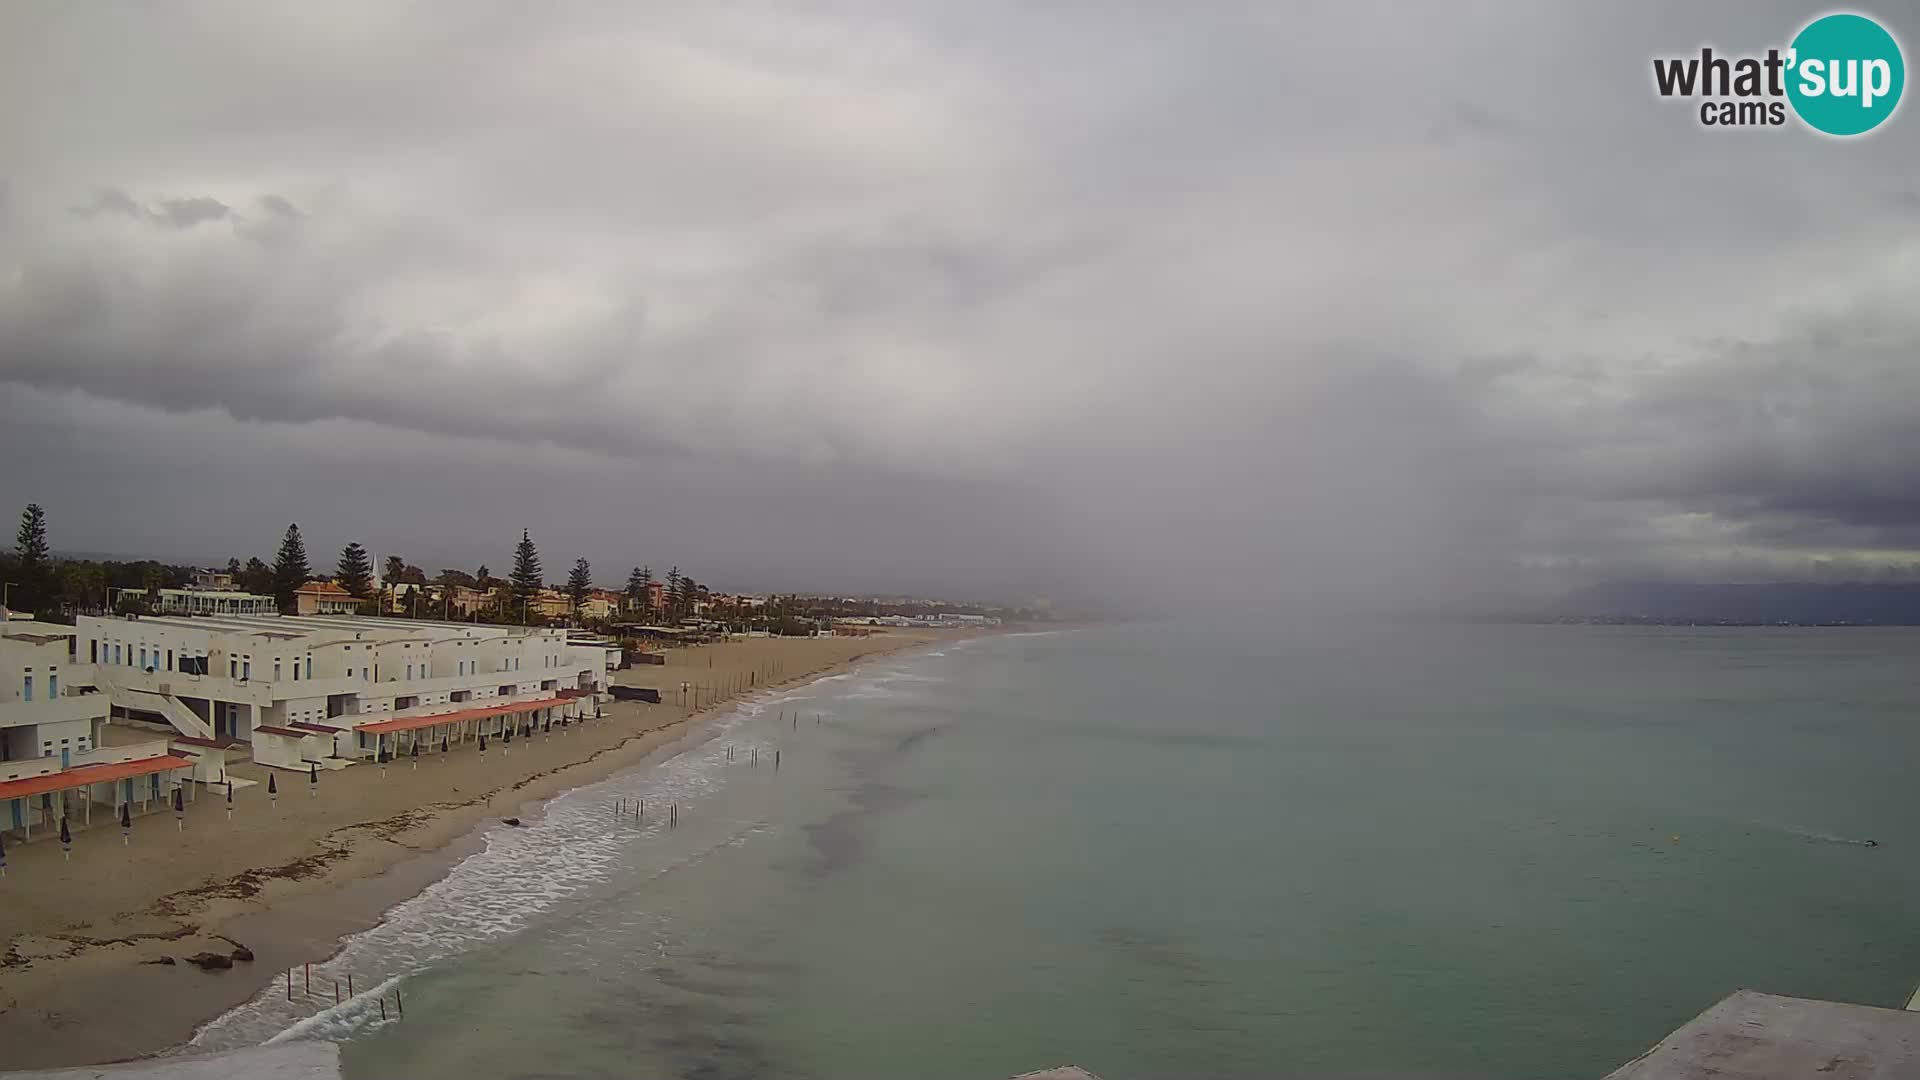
[475,564,492,589]
[273,524,311,614]
[12,503,51,614]
[384,555,406,585]
[225,557,242,578]
[509,530,542,622]
[337,542,374,599]
[567,558,593,611]
[665,566,681,619]
[626,566,647,611]
[676,575,697,618]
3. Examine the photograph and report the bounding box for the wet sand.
[0,631,956,1070]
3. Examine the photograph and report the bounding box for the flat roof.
[79,612,567,646]
[253,725,312,738]
[0,753,191,802]
[354,694,574,736]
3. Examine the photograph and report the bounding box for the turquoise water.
[204,624,1920,1078]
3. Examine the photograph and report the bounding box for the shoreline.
[0,630,977,1069]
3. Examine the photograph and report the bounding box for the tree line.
[5,503,1037,630]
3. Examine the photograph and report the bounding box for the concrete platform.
[1605,990,1920,1079]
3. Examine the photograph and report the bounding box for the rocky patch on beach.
[184,951,233,971]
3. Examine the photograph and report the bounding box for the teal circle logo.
[1786,12,1905,136]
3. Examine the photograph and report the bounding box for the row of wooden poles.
[258,697,826,1034]
[287,963,404,1022]
[679,657,786,713]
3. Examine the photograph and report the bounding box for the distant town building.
[189,568,235,592]
[295,580,361,615]
[114,587,277,617]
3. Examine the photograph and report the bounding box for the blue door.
[61,746,70,768]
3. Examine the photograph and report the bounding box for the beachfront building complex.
[73,612,613,748]
[2,610,613,842]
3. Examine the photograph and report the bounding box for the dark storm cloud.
[2,1,1919,607]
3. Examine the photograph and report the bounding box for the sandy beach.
[0,630,958,1070]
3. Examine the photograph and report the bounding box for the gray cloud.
[71,187,234,228]
[3,2,1919,609]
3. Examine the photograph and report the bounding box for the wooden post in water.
[348,973,354,996]
[380,997,387,1022]
[335,980,341,1005]
[305,962,311,994]
[285,969,292,1001]
[775,749,781,771]
[396,987,403,1017]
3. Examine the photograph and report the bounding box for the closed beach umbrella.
[1,830,8,876]
[268,772,278,810]
[411,740,420,770]
[226,780,234,821]
[59,815,71,861]
[478,733,487,755]
[310,762,319,795]
[121,802,132,844]
[173,786,185,829]
[440,735,449,754]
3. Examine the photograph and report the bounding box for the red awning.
[0,754,191,802]
[354,695,573,737]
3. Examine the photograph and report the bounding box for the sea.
[187,622,1920,1079]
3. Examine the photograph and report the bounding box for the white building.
[72,611,613,754]
[114,587,277,617]
[2,616,109,771]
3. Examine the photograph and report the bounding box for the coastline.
[0,630,973,1070]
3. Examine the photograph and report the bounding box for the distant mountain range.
[1540,582,1920,626]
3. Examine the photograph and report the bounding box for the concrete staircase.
[115,686,217,742]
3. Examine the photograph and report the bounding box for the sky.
[3,2,1918,613]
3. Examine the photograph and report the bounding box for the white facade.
[114,587,277,617]
[73,612,613,745]
[1,617,108,772]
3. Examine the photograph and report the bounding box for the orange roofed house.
[294,580,362,615]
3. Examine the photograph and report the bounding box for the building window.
[306,657,312,679]
[230,658,238,679]
[167,648,174,671]
[22,675,32,702]
[274,660,283,681]
[140,647,148,669]
[293,662,300,682]
[406,664,414,680]
[49,674,58,697]
[90,639,98,663]
[243,660,251,680]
